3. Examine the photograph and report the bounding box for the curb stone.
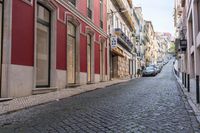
[0,79,130,116]
[173,68,200,132]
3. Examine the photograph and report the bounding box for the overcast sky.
[133,0,174,35]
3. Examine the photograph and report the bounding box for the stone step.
[32,87,57,95]
[0,98,13,102]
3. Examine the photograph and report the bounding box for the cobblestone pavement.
[0,61,200,133]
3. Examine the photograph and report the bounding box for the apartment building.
[174,0,200,80]
[134,7,146,70]
[155,32,169,63]
[107,0,136,79]
[144,21,155,66]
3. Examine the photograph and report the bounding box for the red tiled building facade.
[0,0,109,98]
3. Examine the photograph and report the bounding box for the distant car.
[156,65,162,73]
[163,60,169,65]
[142,66,157,76]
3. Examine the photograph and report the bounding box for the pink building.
[0,0,109,98]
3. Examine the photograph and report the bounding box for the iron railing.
[69,0,76,6]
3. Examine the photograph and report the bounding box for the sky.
[133,0,175,36]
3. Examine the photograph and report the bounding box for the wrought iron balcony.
[114,28,134,49]
[69,0,76,6]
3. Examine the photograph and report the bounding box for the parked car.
[142,66,157,76]
[148,64,158,73]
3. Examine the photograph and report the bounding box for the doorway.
[67,22,76,84]
[87,34,92,83]
[100,42,104,81]
[36,3,51,87]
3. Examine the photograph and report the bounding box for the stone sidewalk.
[0,79,130,115]
[174,68,200,123]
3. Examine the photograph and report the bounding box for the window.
[87,0,92,19]
[69,0,76,6]
[36,3,51,87]
[100,0,103,29]
[120,22,123,29]
[129,59,131,74]
[124,27,126,33]
[110,13,114,26]
[189,15,194,46]
[115,17,119,28]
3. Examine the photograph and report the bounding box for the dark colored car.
[148,64,158,74]
[142,66,157,76]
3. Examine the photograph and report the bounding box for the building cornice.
[56,0,108,38]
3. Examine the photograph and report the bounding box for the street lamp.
[179,26,187,52]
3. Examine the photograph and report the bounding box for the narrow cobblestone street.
[0,61,199,133]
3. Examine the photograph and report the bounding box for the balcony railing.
[87,8,92,19]
[69,0,76,6]
[114,28,134,49]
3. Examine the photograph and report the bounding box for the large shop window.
[36,4,51,87]
[67,22,76,84]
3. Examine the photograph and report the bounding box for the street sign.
[111,36,117,49]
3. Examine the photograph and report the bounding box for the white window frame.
[33,0,57,89]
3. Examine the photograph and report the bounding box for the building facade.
[155,32,169,63]
[134,7,146,71]
[174,0,200,80]
[107,0,136,79]
[144,21,155,66]
[0,0,109,98]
